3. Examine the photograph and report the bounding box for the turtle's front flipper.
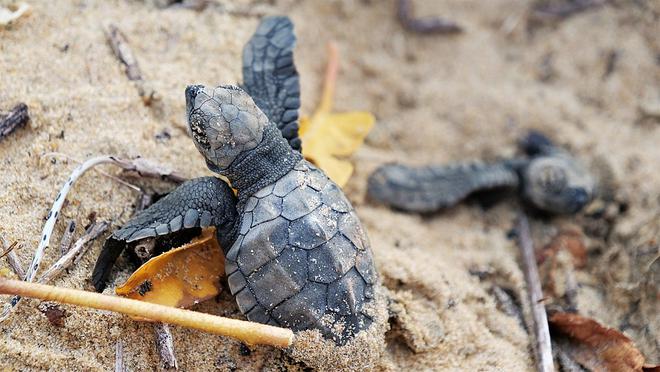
[92,177,238,292]
[241,16,301,151]
[367,162,520,213]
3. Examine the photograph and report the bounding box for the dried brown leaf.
[549,312,657,372]
[540,228,587,268]
[38,302,67,327]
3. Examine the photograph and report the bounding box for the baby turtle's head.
[523,153,595,214]
[185,84,268,172]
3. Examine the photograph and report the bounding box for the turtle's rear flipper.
[367,162,520,213]
[241,16,301,151]
[92,177,238,292]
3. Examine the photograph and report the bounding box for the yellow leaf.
[300,42,375,187]
[115,227,224,313]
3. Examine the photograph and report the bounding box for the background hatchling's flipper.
[367,162,520,213]
[92,177,238,292]
[241,16,302,151]
[519,130,557,156]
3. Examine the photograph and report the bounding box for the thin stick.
[72,222,109,265]
[491,285,526,330]
[44,152,143,192]
[154,323,178,370]
[0,155,184,323]
[0,241,17,260]
[115,340,125,372]
[317,42,339,115]
[104,24,159,105]
[111,156,187,184]
[6,250,25,280]
[516,214,554,372]
[38,222,109,284]
[397,0,462,34]
[42,152,174,190]
[59,220,76,256]
[530,0,605,22]
[0,103,29,140]
[0,278,294,347]
[1,236,25,280]
[105,24,141,81]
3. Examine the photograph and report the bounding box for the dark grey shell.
[225,160,376,344]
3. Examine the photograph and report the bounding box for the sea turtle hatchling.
[367,131,596,214]
[92,16,377,345]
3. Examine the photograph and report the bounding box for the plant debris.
[549,312,659,371]
[1,236,24,280]
[59,220,76,256]
[37,221,109,284]
[154,323,178,370]
[115,227,224,310]
[0,3,31,27]
[0,103,29,141]
[37,302,67,327]
[115,341,125,372]
[539,227,587,269]
[0,277,294,347]
[530,0,606,23]
[515,214,554,372]
[397,0,462,34]
[299,42,375,187]
[0,155,185,323]
[104,24,160,106]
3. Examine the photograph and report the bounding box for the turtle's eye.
[539,165,567,194]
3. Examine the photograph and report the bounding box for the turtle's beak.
[185,84,204,111]
[185,85,204,138]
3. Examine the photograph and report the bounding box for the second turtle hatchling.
[368,131,596,214]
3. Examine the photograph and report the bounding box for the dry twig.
[155,323,179,370]
[516,214,554,372]
[115,340,125,372]
[0,103,29,140]
[38,221,109,284]
[0,240,17,260]
[397,0,462,34]
[491,285,526,329]
[0,155,185,323]
[0,278,294,347]
[104,24,159,105]
[59,220,76,256]
[6,250,25,280]
[530,0,606,23]
[1,236,25,279]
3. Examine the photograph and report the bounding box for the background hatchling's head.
[185,84,268,172]
[519,131,595,214]
[523,154,595,214]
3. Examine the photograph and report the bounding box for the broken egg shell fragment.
[115,227,225,317]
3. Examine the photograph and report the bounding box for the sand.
[0,0,658,370]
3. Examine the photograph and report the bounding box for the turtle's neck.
[221,123,302,206]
